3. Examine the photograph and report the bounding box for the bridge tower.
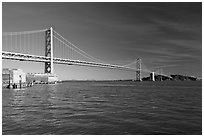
[136,58,141,81]
[45,27,54,74]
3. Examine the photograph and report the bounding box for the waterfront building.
[2,68,26,88]
[26,73,58,84]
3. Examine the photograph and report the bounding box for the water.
[2,81,202,135]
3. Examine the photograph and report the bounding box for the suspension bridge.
[2,27,171,81]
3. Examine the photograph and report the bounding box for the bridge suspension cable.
[122,60,137,67]
[53,30,108,64]
[122,59,151,73]
[152,64,179,77]
[2,29,47,36]
[2,29,45,56]
[53,35,101,62]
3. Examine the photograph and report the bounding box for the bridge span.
[2,27,172,81]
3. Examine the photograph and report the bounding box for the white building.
[2,68,26,88]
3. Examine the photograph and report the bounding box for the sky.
[2,2,202,80]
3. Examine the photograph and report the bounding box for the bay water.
[2,81,202,135]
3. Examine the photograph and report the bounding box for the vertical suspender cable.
[68,41,70,59]
[16,33,18,53]
[71,43,72,60]
[30,33,32,54]
[29,33,31,54]
[63,38,65,58]
[11,33,12,52]
[14,33,15,52]
[35,32,37,55]
[32,33,33,55]
[40,31,41,55]
[33,32,35,55]
[63,38,65,59]
[27,33,29,54]
[28,34,32,54]
[27,33,28,54]
[59,37,61,58]
[5,35,7,51]
[19,32,21,53]
[25,33,27,54]
[25,33,26,54]
[58,37,60,58]
[71,43,73,60]
[55,36,57,58]
[63,40,67,59]
[16,33,18,52]
[62,38,64,58]
[58,36,59,58]
[63,39,64,59]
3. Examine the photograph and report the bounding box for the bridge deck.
[2,51,136,71]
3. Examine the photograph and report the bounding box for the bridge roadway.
[2,51,136,71]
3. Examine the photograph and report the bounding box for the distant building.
[26,73,58,84]
[2,68,26,88]
[2,68,59,88]
[170,74,197,81]
[142,73,173,81]
[150,72,155,81]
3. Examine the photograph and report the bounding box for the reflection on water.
[2,81,202,135]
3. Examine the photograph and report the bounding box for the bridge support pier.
[45,27,54,74]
